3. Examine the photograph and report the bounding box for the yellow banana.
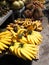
[33,33,42,42]
[19,39,27,44]
[17,48,26,60]
[19,36,27,44]
[10,30,16,37]
[0,42,8,48]
[33,32,42,42]
[14,46,19,57]
[27,35,31,44]
[33,31,42,38]
[22,36,27,43]
[24,47,36,59]
[32,35,39,45]
[25,46,38,54]
[0,44,5,50]
[1,38,12,42]
[24,45,38,51]
[17,48,21,58]
[30,35,35,45]
[0,31,11,36]
[0,40,11,45]
[21,48,32,60]
[17,29,26,34]
[9,46,15,52]
[24,44,37,48]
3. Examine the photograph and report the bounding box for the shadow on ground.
[0,55,32,65]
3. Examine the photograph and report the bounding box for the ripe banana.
[0,44,5,50]
[17,28,26,34]
[24,47,36,59]
[0,42,8,49]
[0,30,11,36]
[21,48,32,60]
[27,30,42,45]
[17,48,26,60]
[19,36,27,44]
[32,31,43,42]
[9,42,39,60]
[30,35,35,45]
[27,35,31,44]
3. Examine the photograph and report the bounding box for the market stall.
[0,0,49,65]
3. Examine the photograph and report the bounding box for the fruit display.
[0,0,45,61]
[14,18,43,31]
[10,42,39,60]
[0,18,43,60]
[0,30,12,53]
[0,0,10,17]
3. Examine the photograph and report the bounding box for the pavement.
[32,17,49,65]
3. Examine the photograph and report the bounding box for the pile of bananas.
[0,18,43,60]
[7,18,43,32]
[9,28,42,60]
[10,42,39,60]
[0,30,12,53]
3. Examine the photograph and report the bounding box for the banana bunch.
[10,42,39,60]
[18,36,27,44]
[9,28,42,45]
[27,30,42,45]
[0,30,12,53]
[32,20,43,31]
[7,19,43,32]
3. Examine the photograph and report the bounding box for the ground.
[32,17,49,65]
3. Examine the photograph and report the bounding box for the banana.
[24,44,38,52]
[19,36,27,44]
[10,46,15,52]
[32,31,42,43]
[33,31,42,38]
[0,40,11,45]
[10,30,16,37]
[22,36,27,43]
[0,31,11,36]
[17,29,26,34]
[0,44,5,50]
[24,47,36,59]
[27,35,31,44]
[17,48,21,58]
[33,31,42,42]
[6,26,13,30]
[1,38,12,42]
[33,32,42,42]
[24,44,37,48]
[19,39,27,44]
[0,42,8,49]
[17,48,26,60]
[32,34,39,45]
[24,45,38,51]
[37,27,43,31]
[0,35,12,38]
[30,35,35,45]
[21,48,32,60]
